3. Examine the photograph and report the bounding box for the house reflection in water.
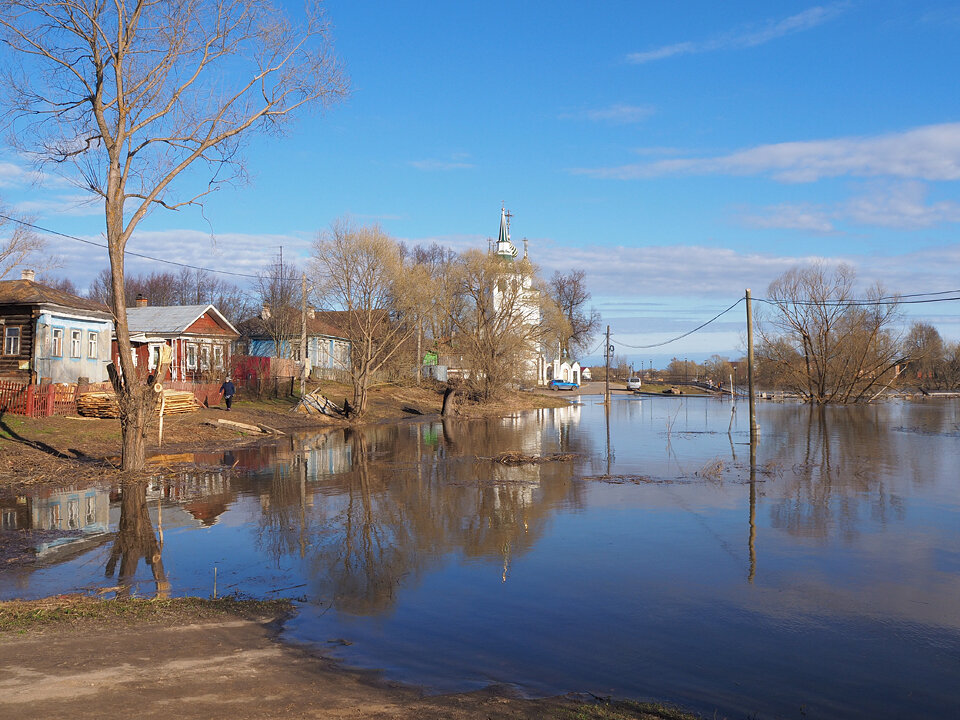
[0,486,111,558]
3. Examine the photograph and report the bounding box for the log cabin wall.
[0,306,36,381]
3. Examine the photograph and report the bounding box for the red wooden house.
[112,301,239,382]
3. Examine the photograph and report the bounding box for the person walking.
[218,376,236,411]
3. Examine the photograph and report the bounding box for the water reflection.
[3,399,960,720]
[106,481,168,598]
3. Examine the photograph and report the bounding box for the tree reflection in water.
[105,480,168,598]
[250,409,591,615]
[763,405,910,542]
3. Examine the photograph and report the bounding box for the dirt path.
[0,614,689,720]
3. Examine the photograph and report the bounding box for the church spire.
[494,206,519,259]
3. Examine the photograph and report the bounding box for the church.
[490,208,579,387]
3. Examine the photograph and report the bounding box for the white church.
[490,208,581,387]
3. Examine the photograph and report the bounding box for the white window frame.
[200,345,210,370]
[70,329,82,358]
[213,345,224,369]
[51,327,63,357]
[3,326,20,356]
[186,343,197,369]
[87,331,98,359]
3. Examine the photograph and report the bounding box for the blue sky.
[1,0,959,364]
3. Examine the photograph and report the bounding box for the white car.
[626,377,641,390]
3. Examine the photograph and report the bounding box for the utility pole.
[604,325,611,405]
[300,272,308,399]
[746,288,759,444]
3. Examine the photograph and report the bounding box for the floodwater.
[2,396,960,719]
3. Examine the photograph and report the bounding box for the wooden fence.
[0,379,228,418]
[0,380,108,418]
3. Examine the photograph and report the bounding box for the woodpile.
[76,390,199,418]
[75,392,119,418]
[291,390,345,417]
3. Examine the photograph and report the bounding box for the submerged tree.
[758,263,906,403]
[0,0,347,469]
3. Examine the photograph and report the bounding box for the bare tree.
[902,321,945,389]
[254,253,300,357]
[438,250,554,400]
[312,220,427,416]
[0,1,347,469]
[36,273,79,295]
[0,203,44,279]
[549,269,600,358]
[758,263,905,403]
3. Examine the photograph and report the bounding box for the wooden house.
[0,270,113,384]
[236,306,351,378]
[113,300,239,382]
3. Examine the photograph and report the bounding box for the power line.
[0,212,269,280]
[613,298,744,350]
[755,295,960,308]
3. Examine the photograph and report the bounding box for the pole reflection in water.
[748,435,757,584]
[105,480,168,598]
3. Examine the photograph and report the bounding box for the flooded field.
[2,396,959,719]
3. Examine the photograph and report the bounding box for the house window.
[150,345,161,370]
[200,346,209,370]
[186,344,197,369]
[51,328,63,356]
[213,345,223,369]
[70,330,82,358]
[85,495,96,526]
[88,331,98,359]
[3,326,20,356]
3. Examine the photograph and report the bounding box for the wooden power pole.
[604,325,611,405]
[300,272,308,399]
[746,288,759,444]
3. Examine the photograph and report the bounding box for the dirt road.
[0,613,691,719]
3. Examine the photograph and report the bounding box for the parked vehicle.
[626,377,642,390]
[548,379,579,391]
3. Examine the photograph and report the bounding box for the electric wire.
[612,298,744,350]
[0,212,267,280]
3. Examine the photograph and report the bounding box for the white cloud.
[49,228,313,291]
[626,4,846,64]
[740,204,836,233]
[741,182,960,231]
[14,194,102,217]
[574,123,960,183]
[843,181,960,229]
[561,104,656,124]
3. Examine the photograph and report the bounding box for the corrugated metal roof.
[126,304,238,335]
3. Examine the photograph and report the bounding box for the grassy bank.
[0,595,293,634]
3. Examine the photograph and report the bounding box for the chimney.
[307,305,316,320]
[135,294,148,307]
[260,303,271,320]
[20,269,35,281]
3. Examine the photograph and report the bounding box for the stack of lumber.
[159,390,200,415]
[76,390,200,418]
[292,390,344,417]
[76,392,119,418]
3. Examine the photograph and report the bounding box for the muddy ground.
[0,598,697,720]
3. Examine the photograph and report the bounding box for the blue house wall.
[33,310,113,383]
